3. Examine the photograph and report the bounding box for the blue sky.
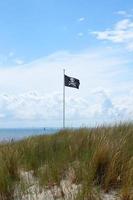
[0,0,132,60]
[0,0,133,127]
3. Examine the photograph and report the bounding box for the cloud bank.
[0,48,133,127]
[0,88,133,127]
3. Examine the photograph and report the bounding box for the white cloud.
[0,113,5,118]
[116,10,133,18]
[0,88,133,127]
[0,47,133,127]
[115,19,133,30]
[9,51,15,57]
[127,42,133,51]
[0,49,128,96]
[77,32,84,37]
[14,58,24,65]
[0,54,8,65]
[0,52,24,66]
[78,17,85,22]
[92,18,133,51]
[117,10,127,16]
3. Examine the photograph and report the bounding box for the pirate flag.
[64,75,80,89]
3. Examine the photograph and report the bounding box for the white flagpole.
[63,69,65,128]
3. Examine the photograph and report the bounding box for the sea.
[0,128,60,141]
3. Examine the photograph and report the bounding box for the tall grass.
[0,142,19,200]
[0,123,132,199]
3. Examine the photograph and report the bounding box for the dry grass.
[0,123,132,199]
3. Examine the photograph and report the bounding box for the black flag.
[64,75,80,89]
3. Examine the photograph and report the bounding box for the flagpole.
[63,69,65,129]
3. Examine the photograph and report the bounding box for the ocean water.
[0,128,59,141]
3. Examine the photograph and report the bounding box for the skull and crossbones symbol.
[68,77,77,87]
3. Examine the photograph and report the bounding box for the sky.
[0,0,133,128]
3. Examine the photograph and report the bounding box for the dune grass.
[0,123,132,199]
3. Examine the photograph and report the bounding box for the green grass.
[0,123,133,199]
